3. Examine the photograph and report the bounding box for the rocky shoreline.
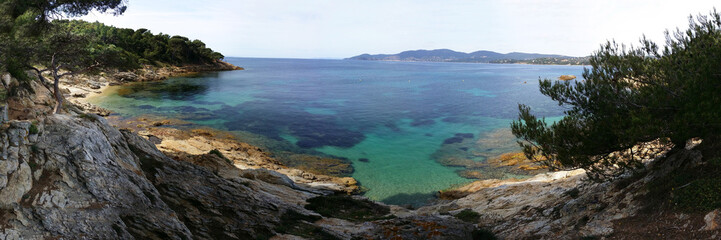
[61,62,360,194]
[0,65,481,239]
[63,61,242,116]
[4,60,719,239]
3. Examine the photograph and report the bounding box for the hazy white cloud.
[80,0,719,58]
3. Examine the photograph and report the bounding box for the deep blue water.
[91,57,584,206]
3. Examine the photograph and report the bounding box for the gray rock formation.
[0,115,300,239]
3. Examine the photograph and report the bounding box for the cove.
[89,57,585,206]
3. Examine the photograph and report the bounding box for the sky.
[79,0,720,59]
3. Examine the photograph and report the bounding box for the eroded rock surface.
[0,115,309,239]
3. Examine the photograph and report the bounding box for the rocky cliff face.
[0,115,304,239]
[5,80,55,120]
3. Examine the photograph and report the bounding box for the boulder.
[704,209,721,231]
[113,72,138,82]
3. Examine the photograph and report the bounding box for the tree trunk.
[52,70,62,114]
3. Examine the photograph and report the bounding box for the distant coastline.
[347,49,590,65]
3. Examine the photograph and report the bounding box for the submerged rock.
[455,133,474,139]
[443,136,464,145]
[410,118,435,127]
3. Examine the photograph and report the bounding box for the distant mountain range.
[346,49,588,65]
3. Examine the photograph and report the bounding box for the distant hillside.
[347,49,586,65]
[490,57,590,65]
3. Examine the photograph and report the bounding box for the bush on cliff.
[512,10,721,179]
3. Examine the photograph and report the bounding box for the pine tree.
[512,10,721,180]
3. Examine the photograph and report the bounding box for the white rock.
[703,209,720,231]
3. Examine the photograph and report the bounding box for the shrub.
[29,123,39,134]
[455,209,481,223]
[209,149,224,158]
[208,149,231,164]
[471,228,497,240]
[672,178,721,211]
[645,153,721,212]
[77,113,98,122]
[305,195,391,222]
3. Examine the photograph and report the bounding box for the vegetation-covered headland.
[0,0,240,115]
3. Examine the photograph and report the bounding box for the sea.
[89,57,585,206]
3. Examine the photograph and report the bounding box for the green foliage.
[57,20,224,67]
[208,149,231,164]
[305,195,392,222]
[30,144,40,154]
[645,154,721,212]
[511,10,721,179]
[709,157,721,167]
[471,228,498,240]
[208,149,224,158]
[0,0,126,78]
[672,178,721,211]
[0,1,221,107]
[454,209,481,223]
[28,122,38,134]
[77,113,98,122]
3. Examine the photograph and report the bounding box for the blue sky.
[80,0,719,59]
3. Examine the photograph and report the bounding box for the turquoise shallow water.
[90,58,584,206]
